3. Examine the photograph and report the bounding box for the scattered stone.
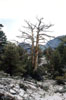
[0,77,66,100]
[10,89,17,95]
[19,89,25,97]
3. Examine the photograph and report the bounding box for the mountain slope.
[19,42,31,53]
[45,35,66,49]
[19,35,66,52]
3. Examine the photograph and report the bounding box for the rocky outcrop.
[0,77,66,100]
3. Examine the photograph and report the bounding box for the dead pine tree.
[18,17,54,72]
[18,20,35,68]
[34,18,54,71]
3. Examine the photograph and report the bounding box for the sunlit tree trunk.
[31,30,34,67]
[34,31,39,71]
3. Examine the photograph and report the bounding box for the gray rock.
[10,89,17,95]
[0,77,66,100]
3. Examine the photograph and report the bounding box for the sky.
[0,0,66,42]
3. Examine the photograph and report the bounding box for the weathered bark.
[34,31,39,71]
[31,30,34,67]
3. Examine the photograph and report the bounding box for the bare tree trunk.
[34,31,39,71]
[31,31,34,67]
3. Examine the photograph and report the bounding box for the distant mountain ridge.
[19,35,66,52]
[19,42,31,53]
[45,35,66,49]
